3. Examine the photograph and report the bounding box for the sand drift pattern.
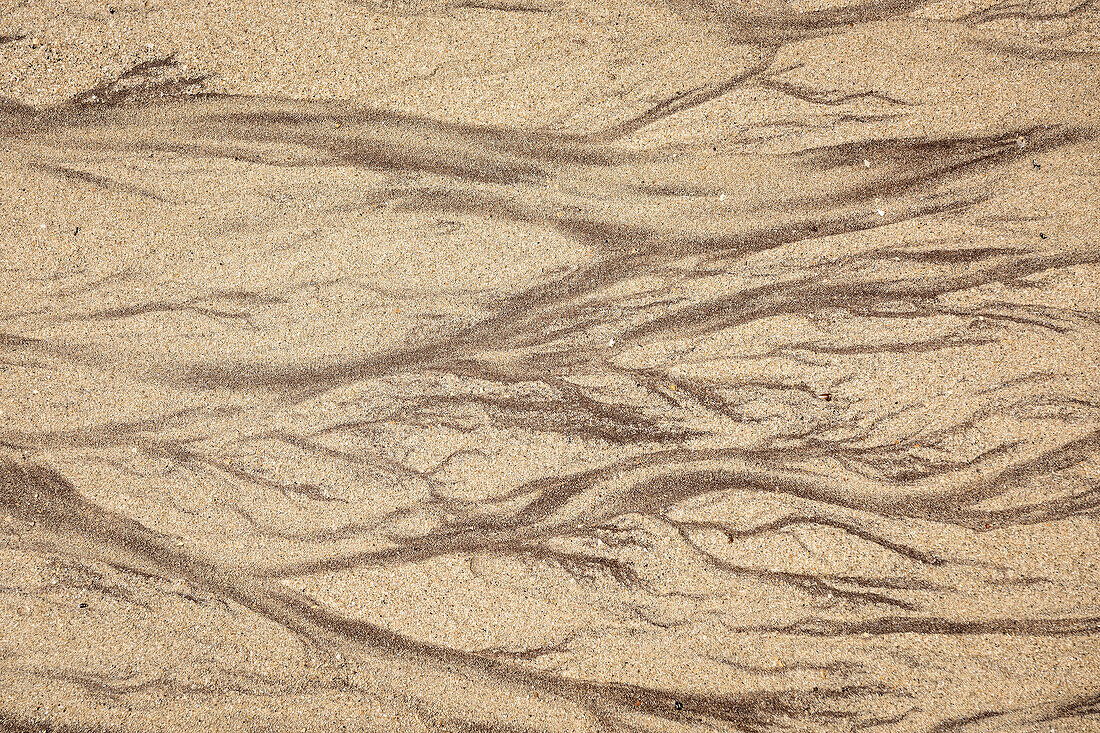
[1,4,1099,730]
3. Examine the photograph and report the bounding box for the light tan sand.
[1,0,1099,730]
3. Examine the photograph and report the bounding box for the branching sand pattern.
[1,1,1099,730]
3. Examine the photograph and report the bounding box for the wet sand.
[1,0,1099,730]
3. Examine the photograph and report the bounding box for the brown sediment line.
[0,459,904,731]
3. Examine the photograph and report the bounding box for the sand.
[1,0,1099,730]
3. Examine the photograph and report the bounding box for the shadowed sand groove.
[1,0,1099,730]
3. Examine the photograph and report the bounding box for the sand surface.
[1,0,1099,730]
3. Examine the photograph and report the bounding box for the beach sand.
[1,0,1099,730]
